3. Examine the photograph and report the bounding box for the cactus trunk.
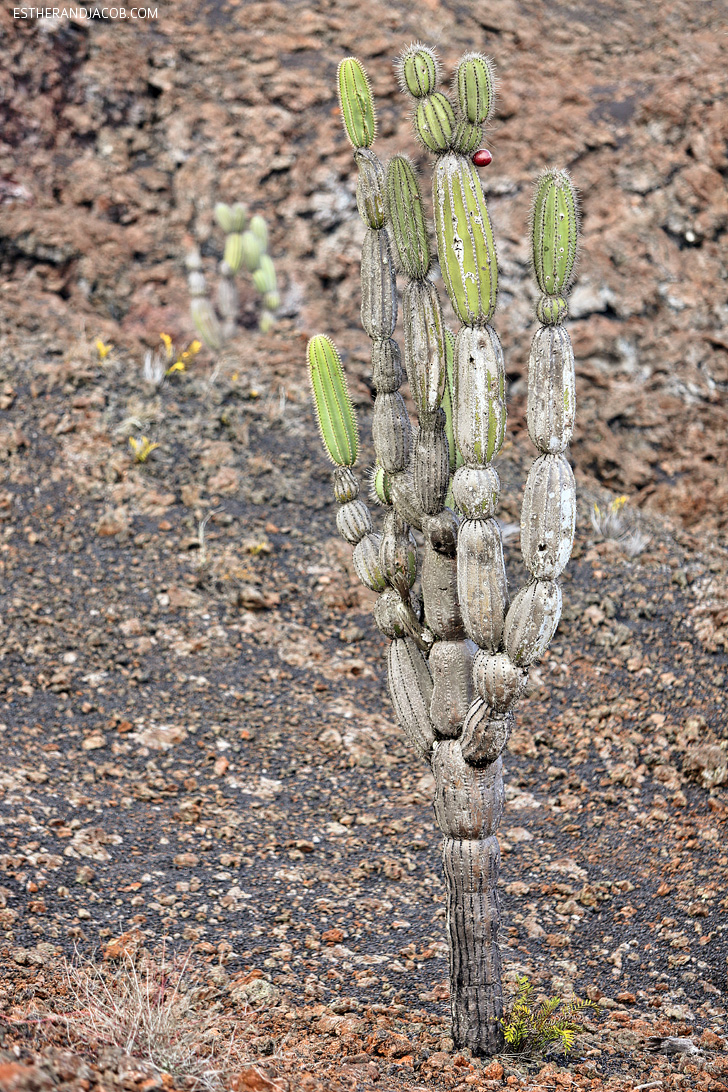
[443,836,503,1055]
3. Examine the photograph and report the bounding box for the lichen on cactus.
[305,47,581,1058]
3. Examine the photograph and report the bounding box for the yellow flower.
[160,332,174,360]
[181,339,202,360]
[165,360,186,377]
[96,338,113,361]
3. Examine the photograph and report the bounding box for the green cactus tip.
[396,42,439,98]
[215,202,247,234]
[337,57,376,149]
[370,464,393,506]
[249,214,268,250]
[530,168,580,297]
[307,334,359,467]
[455,52,497,126]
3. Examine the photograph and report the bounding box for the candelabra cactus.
[308,46,579,1056]
[186,203,280,348]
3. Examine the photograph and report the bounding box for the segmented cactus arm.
[307,334,359,467]
[338,57,377,149]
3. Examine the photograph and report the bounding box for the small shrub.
[143,333,202,387]
[591,495,651,556]
[591,495,628,539]
[500,976,598,1057]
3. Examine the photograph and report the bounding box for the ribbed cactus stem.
[403,46,509,1053]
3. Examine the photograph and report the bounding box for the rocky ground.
[0,2,727,1091]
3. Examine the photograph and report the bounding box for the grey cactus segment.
[457,519,508,653]
[190,297,223,351]
[460,705,513,767]
[452,465,500,520]
[355,149,386,229]
[352,532,387,592]
[433,743,504,838]
[403,280,447,420]
[433,153,498,326]
[386,155,431,280]
[371,338,404,393]
[454,325,506,466]
[527,326,575,454]
[372,391,412,474]
[217,273,239,337]
[472,651,526,712]
[361,228,397,340]
[423,507,460,557]
[379,509,418,598]
[336,499,373,544]
[333,466,359,504]
[387,637,436,762]
[503,579,562,666]
[388,469,425,531]
[441,328,459,474]
[395,596,434,653]
[187,269,206,297]
[413,416,451,516]
[422,544,465,641]
[520,454,576,579]
[373,587,407,639]
[428,639,474,737]
[443,836,504,1056]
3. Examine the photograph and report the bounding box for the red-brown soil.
[0,2,726,1090]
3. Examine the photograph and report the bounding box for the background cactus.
[308,46,580,1056]
[186,203,280,349]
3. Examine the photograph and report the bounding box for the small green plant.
[142,333,202,388]
[186,202,279,350]
[501,976,598,1057]
[128,435,160,463]
[95,337,114,362]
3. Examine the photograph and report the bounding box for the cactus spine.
[308,48,580,1056]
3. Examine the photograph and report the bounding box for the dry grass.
[590,495,651,556]
[60,944,265,1090]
